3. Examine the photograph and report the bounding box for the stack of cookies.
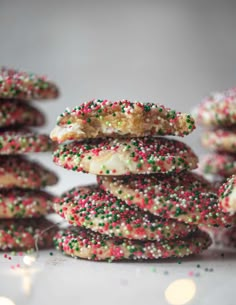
[0,68,59,252]
[51,99,235,262]
[196,87,236,185]
[195,87,236,247]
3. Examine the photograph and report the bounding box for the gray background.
[0,0,236,192]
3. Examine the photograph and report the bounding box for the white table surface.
[0,246,236,305]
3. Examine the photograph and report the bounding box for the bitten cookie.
[201,129,236,153]
[199,153,236,177]
[0,130,54,154]
[218,175,236,215]
[50,99,195,142]
[98,172,236,227]
[53,137,198,175]
[0,67,59,101]
[0,218,57,251]
[53,227,211,261]
[195,87,236,127]
[0,189,54,218]
[0,100,45,128]
[55,185,196,241]
[0,156,58,189]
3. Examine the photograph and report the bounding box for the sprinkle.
[218,175,236,215]
[0,187,54,219]
[53,137,198,176]
[202,129,236,153]
[195,87,236,127]
[0,156,58,189]
[0,67,59,101]
[151,267,157,272]
[0,218,57,251]
[0,130,53,154]
[98,171,234,226]
[51,99,195,143]
[0,100,45,128]
[53,227,211,261]
[188,271,194,277]
[55,185,195,241]
[199,153,236,177]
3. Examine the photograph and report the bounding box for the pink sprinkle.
[188,271,194,277]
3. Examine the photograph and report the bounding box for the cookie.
[98,172,236,227]
[0,218,57,251]
[53,137,198,175]
[201,129,236,153]
[0,99,45,128]
[53,227,211,261]
[55,185,196,241]
[0,130,54,154]
[195,87,236,127]
[202,226,236,248]
[50,99,195,142]
[0,156,58,189]
[0,189,54,218]
[0,67,59,101]
[199,153,236,177]
[218,175,236,215]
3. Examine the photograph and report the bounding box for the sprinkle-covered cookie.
[0,156,58,189]
[0,189,54,218]
[195,87,236,127]
[98,172,235,227]
[0,130,54,154]
[50,99,195,142]
[201,129,236,153]
[0,100,45,128]
[53,137,198,175]
[0,218,57,251]
[218,175,236,215]
[53,227,211,261]
[199,153,236,177]
[0,67,59,101]
[55,185,196,241]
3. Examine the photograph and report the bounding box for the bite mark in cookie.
[51,99,195,142]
